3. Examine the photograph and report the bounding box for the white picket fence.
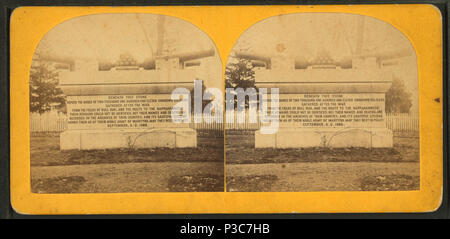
[30,112,68,133]
[386,112,420,133]
[30,112,419,133]
[190,116,224,132]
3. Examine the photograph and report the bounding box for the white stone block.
[59,131,81,150]
[255,128,393,148]
[60,128,197,150]
[371,128,393,148]
[175,129,197,148]
[255,131,276,148]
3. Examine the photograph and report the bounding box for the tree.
[225,58,256,108]
[225,58,255,89]
[385,77,412,114]
[189,80,211,113]
[29,62,66,114]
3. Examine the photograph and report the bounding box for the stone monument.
[59,51,213,150]
[251,52,394,148]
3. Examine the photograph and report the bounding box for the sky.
[232,13,415,62]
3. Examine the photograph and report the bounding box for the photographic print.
[225,13,420,192]
[29,13,224,193]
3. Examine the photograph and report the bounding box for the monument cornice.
[254,68,393,83]
[59,69,198,85]
[59,69,197,95]
[60,82,194,95]
[254,82,392,93]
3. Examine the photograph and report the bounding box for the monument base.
[60,128,197,150]
[255,128,393,148]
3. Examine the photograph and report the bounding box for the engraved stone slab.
[66,94,188,130]
[263,93,387,129]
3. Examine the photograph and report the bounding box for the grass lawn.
[31,134,224,166]
[225,132,419,164]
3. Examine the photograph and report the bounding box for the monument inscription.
[266,93,386,128]
[66,94,188,130]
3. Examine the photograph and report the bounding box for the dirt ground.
[32,162,224,193]
[225,132,420,192]
[30,134,224,193]
[226,162,419,192]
